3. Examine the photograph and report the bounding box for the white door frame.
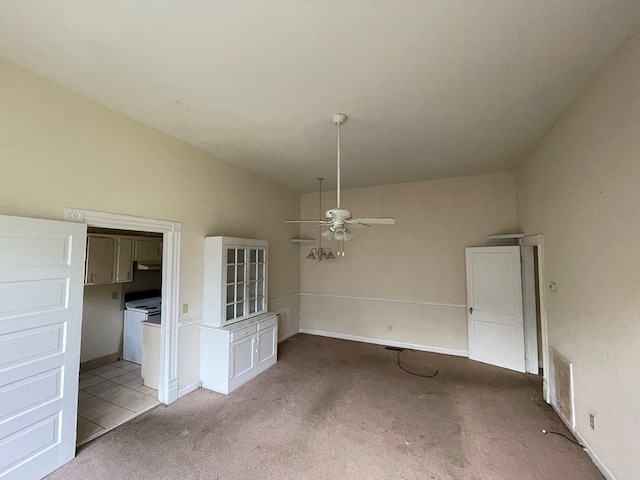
[520,234,550,403]
[65,208,181,404]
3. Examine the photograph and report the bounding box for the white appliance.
[124,296,161,364]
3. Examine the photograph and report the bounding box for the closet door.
[466,246,525,373]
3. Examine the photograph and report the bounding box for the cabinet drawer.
[258,315,278,331]
[230,324,257,342]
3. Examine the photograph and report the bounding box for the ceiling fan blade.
[348,223,370,229]
[284,219,326,223]
[349,217,395,225]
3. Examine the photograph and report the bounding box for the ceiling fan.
[286,113,395,250]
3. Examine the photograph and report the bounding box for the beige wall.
[81,284,124,363]
[81,266,162,364]
[300,172,517,353]
[0,58,301,392]
[516,36,640,480]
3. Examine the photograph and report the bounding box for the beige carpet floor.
[48,334,603,480]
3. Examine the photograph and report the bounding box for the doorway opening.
[65,208,182,444]
[77,227,163,445]
[520,234,550,403]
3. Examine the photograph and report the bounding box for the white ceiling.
[1,2,640,193]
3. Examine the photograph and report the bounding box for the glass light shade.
[306,250,317,260]
[321,228,333,240]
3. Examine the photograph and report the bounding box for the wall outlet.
[111,291,118,300]
[182,303,189,314]
[589,413,595,430]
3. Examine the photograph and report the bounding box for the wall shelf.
[486,233,525,241]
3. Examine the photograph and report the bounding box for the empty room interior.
[1,2,639,480]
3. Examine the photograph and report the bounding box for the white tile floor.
[77,360,159,446]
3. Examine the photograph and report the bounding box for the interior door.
[466,246,525,373]
[0,214,86,480]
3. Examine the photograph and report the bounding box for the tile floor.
[77,360,159,446]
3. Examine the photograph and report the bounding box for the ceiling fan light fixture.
[306,249,318,260]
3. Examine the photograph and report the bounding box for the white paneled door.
[466,246,525,373]
[0,214,86,479]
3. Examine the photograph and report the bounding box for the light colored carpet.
[48,334,603,480]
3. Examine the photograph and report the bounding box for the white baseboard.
[299,328,468,357]
[278,330,298,343]
[550,405,615,480]
[178,381,201,399]
[572,429,616,480]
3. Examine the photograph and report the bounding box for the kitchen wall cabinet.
[84,234,134,285]
[134,239,163,262]
[115,237,134,283]
[203,236,268,328]
[200,312,278,394]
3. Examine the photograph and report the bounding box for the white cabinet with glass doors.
[204,236,268,328]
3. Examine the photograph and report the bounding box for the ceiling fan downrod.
[331,113,347,209]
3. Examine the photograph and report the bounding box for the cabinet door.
[135,239,163,262]
[115,237,134,283]
[85,235,115,284]
[229,335,255,385]
[225,247,246,322]
[256,324,277,373]
[247,248,267,316]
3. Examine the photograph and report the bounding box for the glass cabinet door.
[248,248,266,315]
[225,248,246,321]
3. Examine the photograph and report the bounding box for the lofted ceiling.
[1,1,640,193]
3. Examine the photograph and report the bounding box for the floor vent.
[549,347,574,428]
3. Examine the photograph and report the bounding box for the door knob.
[469,307,473,314]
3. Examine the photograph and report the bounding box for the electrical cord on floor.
[386,346,439,378]
[542,429,584,448]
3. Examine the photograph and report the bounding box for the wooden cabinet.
[134,239,163,262]
[85,235,115,284]
[115,237,134,283]
[142,320,161,389]
[204,237,268,328]
[200,312,278,395]
[84,234,134,285]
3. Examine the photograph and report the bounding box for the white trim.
[270,293,300,303]
[180,318,204,328]
[299,328,468,357]
[65,208,181,405]
[550,404,615,480]
[278,330,298,342]
[520,233,550,403]
[520,245,539,374]
[178,381,201,399]
[300,292,465,308]
[572,429,616,480]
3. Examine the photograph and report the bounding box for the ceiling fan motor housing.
[326,208,351,221]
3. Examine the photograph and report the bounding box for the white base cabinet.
[200,312,278,395]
